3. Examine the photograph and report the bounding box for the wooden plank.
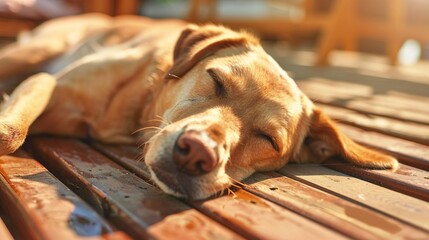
[27,137,243,240]
[192,189,348,240]
[0,217,13,240]
[318,104,429,145]
[338,123,429,171]
[0,149,128,240]
[93,143,349,239]
[326,161,429,201]
[243,172,429,240]
[298,80,429,125]
[279,165,429,231]
[345,99,429,125]
[91,143,148,180]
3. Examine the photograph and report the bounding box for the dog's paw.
[0,122,26,156]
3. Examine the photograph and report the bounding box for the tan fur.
[0,14,398,199]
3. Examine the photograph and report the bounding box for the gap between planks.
[27,137,244,240]
[91,142,429,239]
[90,141,352,240]
[279,165,429,232]
[0,149,130,240]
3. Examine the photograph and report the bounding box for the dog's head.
[143,24,398,199]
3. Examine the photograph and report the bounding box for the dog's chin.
[148,167,231,200]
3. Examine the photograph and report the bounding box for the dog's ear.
[296,108,398,170]
[166,24,255,80]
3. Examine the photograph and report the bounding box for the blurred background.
[1,0,428,66]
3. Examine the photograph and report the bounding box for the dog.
[0,14,398,199]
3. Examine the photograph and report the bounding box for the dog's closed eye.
[207,69,226,97]
[257,132,280,152]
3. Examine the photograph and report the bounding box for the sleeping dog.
[0,14,397,199]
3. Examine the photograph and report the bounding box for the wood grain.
[326,161,429,201]
[0,149,128,240]
[318,104,429,145]
[93,143,348,239]
[279,165,429,231]
[244,172,429,240]
[191,189,348,240]
[298,79,429,125]
[27,137,242,240]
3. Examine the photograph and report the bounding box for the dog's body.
[0,14,397,199]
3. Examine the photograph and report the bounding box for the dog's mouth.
[148,166,230,200]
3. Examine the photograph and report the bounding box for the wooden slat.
[325,161,429,201]
[279,165,429,231]
[0,150,128,240]
[91,143,148,180]
[345,98,429,125]
[318,104,429,145]
[338,123,429,170]
[243,172,429,240]
[93,143,348,239]
[298,79,429,125]
[0,217,13,240]
[192,189,348,240]
[27,137,243,240]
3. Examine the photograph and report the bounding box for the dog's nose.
[173,130,218,176]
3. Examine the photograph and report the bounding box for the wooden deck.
[1,49,429,239]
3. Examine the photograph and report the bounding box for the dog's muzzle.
[173,130,219,176]
[145,125,230,199]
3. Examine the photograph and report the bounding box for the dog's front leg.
[0,73,56,155]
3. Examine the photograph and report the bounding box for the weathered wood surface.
[297,78,429,145]
[297,79,429,125]
[28,137,243,240]
[244,172,429,240]
[93,143,347,239]
[279,165,429,231]
[94,143,429,239]
[317,104,429,145]
[0,150,129,240]
[0,135,427,239]
[326,161,429,201]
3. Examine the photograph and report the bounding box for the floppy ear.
[166,24,254,80]
[296,108,398,170]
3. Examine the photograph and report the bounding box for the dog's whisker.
[154,115,171,125]
[227,187,238,198]
[219,184,226,197]
[132,126,162,135]
[141,117,170,126]
[167,73,181,79]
